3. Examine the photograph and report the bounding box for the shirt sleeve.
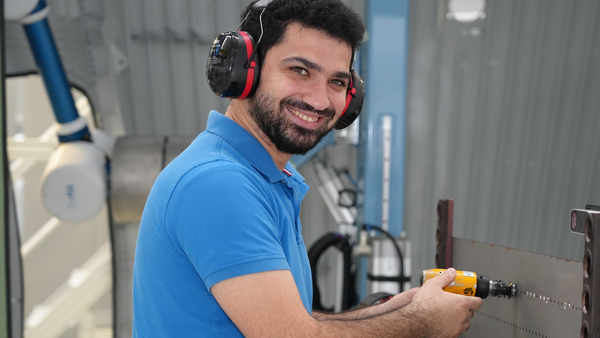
[163,160,290,292]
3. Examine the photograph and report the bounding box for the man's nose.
[301,80,330,113]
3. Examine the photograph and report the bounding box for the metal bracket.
[436,199,453,269]
[573,208,600,337]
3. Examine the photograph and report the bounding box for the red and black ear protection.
[205,10,365,129]
[206,31,260,99]
[334,70,364,130]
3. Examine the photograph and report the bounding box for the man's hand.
[410,268,482,338]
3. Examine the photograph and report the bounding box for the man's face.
[248,22,353,155]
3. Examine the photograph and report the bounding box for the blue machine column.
[358,0,410,298]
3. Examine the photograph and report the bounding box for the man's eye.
[331,79,347,87]
[292,67,308,75]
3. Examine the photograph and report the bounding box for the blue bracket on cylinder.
[21,0,91,142]
[357,0,410,299]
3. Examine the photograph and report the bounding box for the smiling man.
[132,1,481,337]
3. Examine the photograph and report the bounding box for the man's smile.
[286,106,320,123]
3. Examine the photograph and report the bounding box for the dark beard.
[247,93,336,155]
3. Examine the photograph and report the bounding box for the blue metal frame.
[357,0,410,298]
[359,0,410,237]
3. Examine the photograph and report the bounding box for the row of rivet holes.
[518,290,582,312]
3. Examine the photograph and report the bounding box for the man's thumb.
[428,268,456,288]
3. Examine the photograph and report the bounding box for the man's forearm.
[312,302,437,338]
[312,302,394,321]
[313,288,417,322]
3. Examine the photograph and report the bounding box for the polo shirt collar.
[206,111,306,185]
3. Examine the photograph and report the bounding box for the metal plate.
[453,238,583,338]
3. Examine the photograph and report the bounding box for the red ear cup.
[334,71,364,130]
[206,31,260,99]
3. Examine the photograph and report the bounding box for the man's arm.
[212,268,481,338]
[312,287,419,321]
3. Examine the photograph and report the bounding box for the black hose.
[308,232,354,312]
[365,224,407,292]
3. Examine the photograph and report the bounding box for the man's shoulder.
[144,150,270,225]
[163,133,253,178]
[157,152,266,199]
[146,132,272,212]
[178,157,261,187]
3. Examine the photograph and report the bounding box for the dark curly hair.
[239,0,365,69]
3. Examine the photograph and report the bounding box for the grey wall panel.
[145,0,177,136]
[166,1,200,136]
[405,0,600,284]
[189,1,217,43]
[112,0,254,136]
[123,0,155,135]
[103,0,134,133]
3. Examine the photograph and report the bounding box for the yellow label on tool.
[421,269,478,296]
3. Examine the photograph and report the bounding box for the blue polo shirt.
[133,111,312,337]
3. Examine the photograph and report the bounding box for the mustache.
[280,97,335,118]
